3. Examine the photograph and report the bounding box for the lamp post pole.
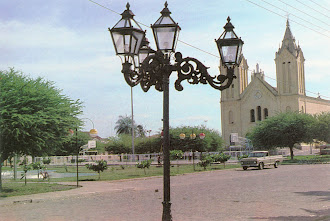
[76,127,79,187]
[109,3,243,220]
[162,70,171,219]
[131,86,135,162]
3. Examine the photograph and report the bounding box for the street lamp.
[108,2,243,220]
[72,118,98,187]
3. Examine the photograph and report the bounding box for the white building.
[220,20,330,145]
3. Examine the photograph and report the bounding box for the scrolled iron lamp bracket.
[121,50,237,93]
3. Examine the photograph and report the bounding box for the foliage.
[135,137,162,153]
[313,112,330,143]
[114,115,145,137]
[197,155,213,170]
[106,126,224,154]
[19,159,32,185]
[136,159,153,175]
[42,158,51,165]
[212,153,231,168]
[0,68,83,160]
[247,112,315,160]
[170,150,183,161]
[282,154,330,165]
[237,154,249,160]
[85,160,108,180]
[55,131,90,156]
[31,161,48,180]
[169,126,224,152]
[136,125,146,138]
[106,134,132,154]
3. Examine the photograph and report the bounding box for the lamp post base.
[162,201,172,221]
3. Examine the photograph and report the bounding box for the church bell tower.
[275,20,305,96]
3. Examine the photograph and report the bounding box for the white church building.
[220,20,330,145]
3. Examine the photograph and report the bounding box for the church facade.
[220,20,330,145]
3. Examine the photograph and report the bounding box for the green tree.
[169,126,224,152]
[247,112,315,160]
[31,161,45,180]
[107,126,224,154]
[212,153,231,168]
[170,150,183,171]
[197,155,213,170]
[55,131,90,156]
[313,112,330,143]
[0,69,83,190]
[106,134,132,154]
[114,115,133,135]
[136,159,152,175]
[85,160,108,180]
[114,115,145,137]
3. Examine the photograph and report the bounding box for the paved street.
[0,164,329,221]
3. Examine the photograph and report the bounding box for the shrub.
[137,159,153,175]
[85,160,108,180]
[42,158,51,165]
[197,155,213,170]
[237,154,249,160]
[212,153,231,168]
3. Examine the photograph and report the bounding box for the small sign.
[88,140,96,149]
[230,133,239,143]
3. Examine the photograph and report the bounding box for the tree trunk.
[290,146,294,160]
[0,158,2,191]
[25,171,27,185]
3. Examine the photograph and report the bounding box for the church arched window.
[257,106,262,121]
[229,111,234,124]
[250,109,255,122]
[264,108,268,119]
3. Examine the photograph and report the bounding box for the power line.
[309,0,330,13]
[276,0,330,27]
[294,0,330,19]
[244,0,330,38]
[260,0,329,32]
[88,0,120,15]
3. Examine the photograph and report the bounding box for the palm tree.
[114,115,146,137]
[136,125,146,137]
[114,115,134,135]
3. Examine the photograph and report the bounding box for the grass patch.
[0,163,240,197]
[0,182,76,198]
[282,155,330,165]
[48,163,241,182]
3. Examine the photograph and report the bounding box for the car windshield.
[249,152,267,157]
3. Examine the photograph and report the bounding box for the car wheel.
[258,163,264,170]
[243,166,248,170]
[274,162,278,168]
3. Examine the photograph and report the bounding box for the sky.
[1,0,330,138]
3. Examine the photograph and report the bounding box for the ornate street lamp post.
[109,2,243,220]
